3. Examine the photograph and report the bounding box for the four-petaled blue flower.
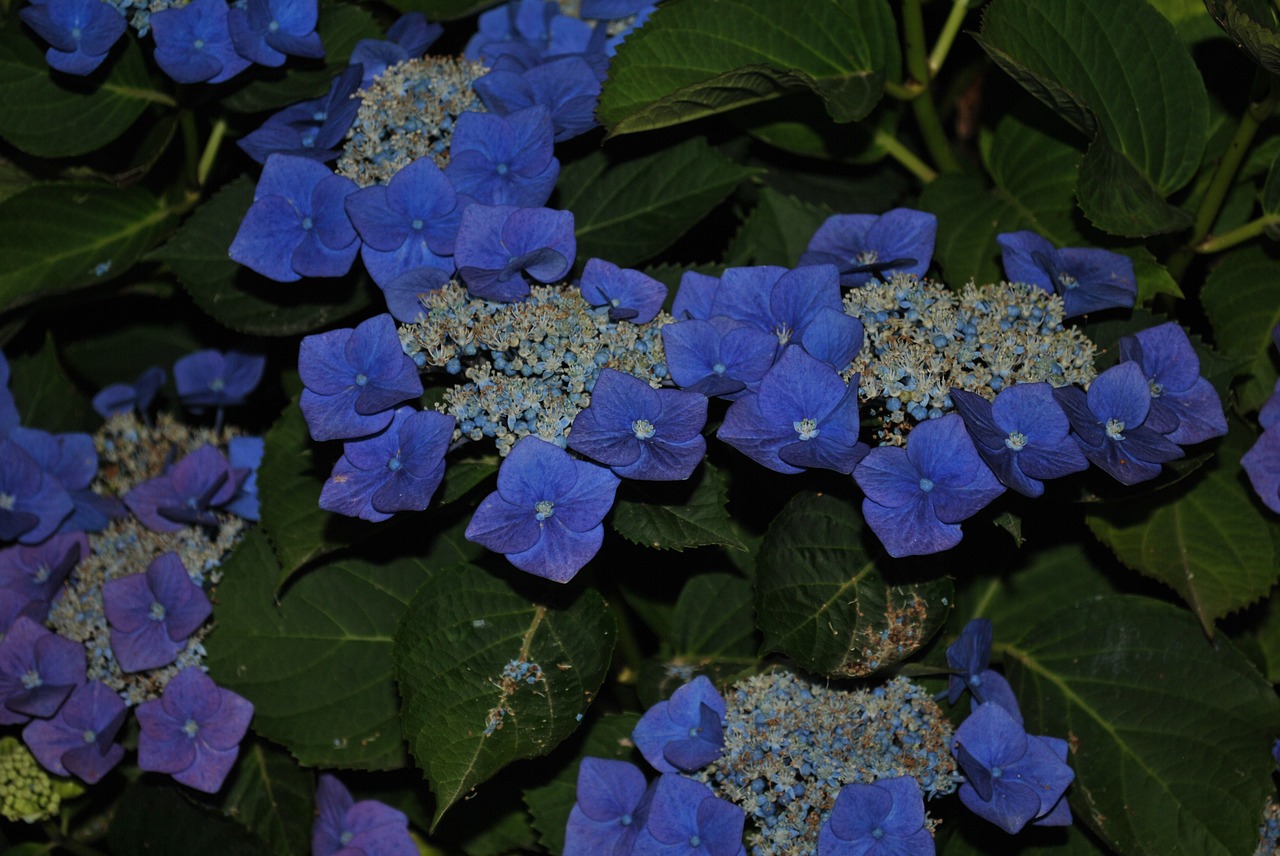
[854,414,1006,557]
[567,369,707,481]
[102,552,212,673]
[661,317,777,400]
[237,65,363,164]
[997,231,1136,318]
[150,0,251,83]
[475,55,603,142]
[632,773,747,856]
[124,444,245,532]
[465,436,619,582]
[228,0,324,67]
[578,258,668,324]
[0,616,85,725]
[1118,321,1227,446]
[349,13,442,87]
[800,209,937,288]
[19,0,127,76]
[0,531,89,612]
[445,106,561,207]
[92,366,165,419]
[565,758,653,855]
[312,773,417,856]
[22,679,126,784]
[632,675,726,774]
[818,776,935,856]
[455,204,576,302]
[224,436,265,522]
[0,439,73,545]
[173,349,266,410]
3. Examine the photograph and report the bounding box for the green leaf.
[977,0,1208,236]
[1204,0,1280,73]
[394,564,616,826]
[206,529,449,771]
[220,738,314,856]
[673,572,756,659]
[754,493,952,677]
[1201,243,1280,412]
[1247,588,1280,683]
[557,137,761,267]
[942,821,1116,856]
[1003,595,1280,856]
[0,183,172,312]
[0,29,166,158]
[598,0,897,135]
[1152,0,1233,43]
[62,315,204,390]
[109,783,268,856]
[1086,422,1280,633]
[724,187,832,267]
[381,0,499,18]
[437,458,499,505]
[611,460,750,552]
[152,177,373,336]
[9,333,96,433]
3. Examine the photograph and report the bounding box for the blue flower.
[102,552,211,673]
[150,0,250,83]
[565,758,653,855]
[0,616,85,725]
[818,776,934,856]
[581,0,654,18]
[951,702,1074,834]
[1118,322,1227,445]
[950,383,1087,498]
[997,231,1136,317]
[173,349,266,410]
[466,0,602,68]
[800,209,937,288]
[313,774,416,856]
[298,314,424,442]
[19,0,126,76]
[455,204,575,302]
[7,427,115,534]
[0,440,74,545]
[944,618,1023,723]
[229,154,359,282]
[319,407,453,522]
[671,270,719,320]
[633,675,726,773]
[1244,424,1280,514]
[567,369,706,480]
[92,365,165,419]
[474,55,602,141]
[661,317,777,399]
[445,106,560,207]
[1052,362,1183,485]
[718,347,868,475]
[349,13,442,87]
[854,414,1006,557]
[632,774,746,856]
[578,258,667,324]
[0,531,88,611]
[124,444,245,532]
[224,436,264,522]
[465,436,619,582]
[228,0,324,67]
[22,680,126,785]
[237,65,363,164]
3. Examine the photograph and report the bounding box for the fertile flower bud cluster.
[0,735,79,823]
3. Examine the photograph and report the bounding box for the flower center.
[991,765,1003,778]
[775,323,792,345]
[268,19,280,31]
[632,419,655,440]
[918,477,935,493]
[340,831,354,845]
[871,827,885,840]
[150,601,167,622]
[182,719,200,739]
[1105,418,1125,441]
[794,418,819,441]
[496,163,509,175]
[712,362,726,375]
[354,373,368,387]
[301,217,314,231]
[71,27,82,39]
[193,38,205,50]
[1149,379,1164,398]
[412,218,424,230]
[0,493,15,511]
[535,500,554,521]
[33,564,50,584]
[856,249,879,265]
[689,836,701,848]
[209,377,225,391]
[387,457,402,471]
[619,814,632,827]
[1005,431,1028,451]
[1057,271,1077,289]
[82,729,96,744]
[20,669,41,689]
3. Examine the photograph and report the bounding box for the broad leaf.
[725,187,832,267]
[557,137,761,267]
[394,563,616,826]
[598,0,897,135]
[977,0,1208,236]
[109,783,268,856]
[62,315,204,391]
[1003,595,1280,856]
[611,460,749,552]
[673,572,756,660]
[152,177,373,336]
[1201,243,1280,412]
[754,493,952,677]
[220,738,314,856]
[1153,0,1233,43]
[9,333,96,433]
[1246,588,1280,683]
[1204,0,1280,73]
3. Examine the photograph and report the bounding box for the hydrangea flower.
[0,531,89,610]
[854,414,1006,557]
[718,347,867,475]
[227,0,324,67]
[224,436,264,521]
[173,350,266,410]
[92,366,165,419]
[997,231,1136,317]
[319,407,454,522]
[0,440,74,545]
[102,553,212,673]
[150,0,250,84]
[1118,322,1227,445]
[455,204,575,302]
[661,317,777,399]
[818,777,934,856]
[567,369,707,481]
[944,618,1022,724]
[135,667,254,794]
[466,0,602,68]
[237,65,363,164]
[349,13,442,87]
[633,675,726,773]
[124,444,245,532]
[312,773,416,856]
[0,616,85,725]
[475,54,602,142]
[228,154,360,282]
[298,314,425,442]
[7,427,114,534]
[22,680,126,785]
[632,774,746,856]
[800,209,937,288]
[671,270,720,321]
[578,258,667,324]
[565,758,653,855]
[445,106,560,207]
[18,0,127,76]
[465,436,619,582]
[1244,424,1280,514]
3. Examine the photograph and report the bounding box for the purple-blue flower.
[228,0,323,67]
[445,106,560,207]
[474,54,602,142]
[319,407,453,522]
[173,350,266,410]
[578,258,667,324]
[565,758,653,856]
[854,414,1006,558]
[0,616,85,725]
[661,317,777,399]
[1118,322,1227,446]
[466,0,602,68]
[1052,362,1184,485]
[22,679,126,784]
[313,773,416,856]
[124,444,245,532]
[1244,425,1280,514]
[671,271,719,321]
[818,776,934,856]
[944,618,1023,724]
[632,774,746,856]
[950,383,1088,498]
[0,439,74,544]
[150,0,251,83]
[455,204,575,302]
[229,154,359,282]
[718,347,867,475]
[567,369,706,481]
[464,436,619,582]
[800,209,937,288]
[19,0,126,76]
[92,366,165,419]
[135,667,254,794]
[224,436,264,522]
[0,531,89,610]
[951,702,1074,834]
[298,314,424,442]
[102,552,211,673]
[349,13,442,87]
[633,675,725,774]
[5,427,112,533]
[997,231,1136,317]
[237,65,363,164]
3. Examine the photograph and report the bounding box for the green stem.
[883,79,923,101]
[1195,213,1280,254]
[197,117,228,190]
[875,128,938,183]
[902,0,962,174]
[928,0,971,76]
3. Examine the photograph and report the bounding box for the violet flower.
[18,0,126,76]
[1118,321,1227,446]
[22,680,126,784]
[661,317,777,400]
[474,54,602,142]
[632,774,746,856]
[313,773,416,856]
[997,231,1136,317]
[0,616,85,725]
[349,13,442,87]
[800,209,937,288]
[102,552,212,673]
[0,531,89,610]
[578,258,667,324]
[150,0,250,84]
[124,444,245,533]
[92,366,166,419]
[455,205,575,302]
[0,439,74,545]
[818,777,934,856]
[445,106,560,207]
[565,758,653,855]
[632,675,726,773]
[173,350,266,410]
[227,0,324,68]
[237,65,363,164]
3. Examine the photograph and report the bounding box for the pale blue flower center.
[71,27,82,39]
[496,163,509,175]
[209,377,225,391]
[969,672,983,688]
[619,814,632,827]
[919,478,935,493]
[0,493,15,511]
[340,831,354,845]
[354,373,368,387]
[1057,271,1077,289]
[193,39,205,50]
[1149,379,1163,398]
[268,19,280,31]
[632,419,655,440]
[150,601,167,621]
[712,362,726,374]
[1105,418,1125,441]
[412,218,424,230]
[1005,431,1028,451]
[688,726,701,737]
[689,836,701,847]
[182,719,200,739]
[794,418,819,441]
[82,730,96,744]
[535,500,554,521]
[301,217,314,230]
[388,457,401,471]
[991,765,1003,778]
[21,669,41,689]
[856,249,878,265]
[872,827,885,840]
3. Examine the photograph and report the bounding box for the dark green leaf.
[9,333,96,433]
[1204,0,1280,73]
[977,0,1208,236]
[724,187,832,267]
[0,160,31,206]
[0,183,172,312]
[673,572,756,659]
[611,460,750,552]
[220,738,314,856]
[152,177,374,336]
[0,29,163,158]
[456,805,538,856]
[381,0,500,18]
[109,782,268,856]
[1201,243,1280,412]
[437,458,499,505]
[62,317,203,390]
[598,0,897,135]
[394,564,616,826]
[755,493,952,677]
[1263,147,1280,238]
[1246,588,1280,683]
[557,137,761,267]
[1153,0,1233,43]
[1003,595,1280,856]
[942,820,1116,856]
